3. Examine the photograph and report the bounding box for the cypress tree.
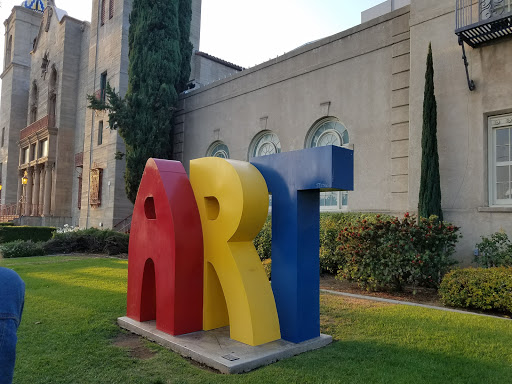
[418,43,443,221]
[88,0,193,203]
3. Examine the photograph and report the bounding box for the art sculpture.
[126,145,353,346]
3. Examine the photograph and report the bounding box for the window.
[206,141,229,158]
[482,0,512,19]
[1,128,5,147]
[249,131,281,159]
[100,72,107,102]
[39,139,48,158]
[306,118,350,210]
[30,143,36,161]
[22,147,29,164]
[101,0,106,25]
[48,67,57,117]
[109,0,115,19]
[98,121,103,145]
[249,131,281,213]
[5,35,12,69]
[30,82,38,124]
[489,114,512,206]
[77,174,82,210]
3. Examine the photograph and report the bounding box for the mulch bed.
[320,275,441,306]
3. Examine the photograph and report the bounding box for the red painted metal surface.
[126,158,203,335]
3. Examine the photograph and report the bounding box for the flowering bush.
[337,213,461,291]
[319,212,393,274]
[475,231,512,268]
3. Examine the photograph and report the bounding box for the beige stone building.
[1,0,511,262]
[175,0,512,262]
[0,0,239,229]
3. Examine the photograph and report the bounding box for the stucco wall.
[409,0,512,263]
[178,8,413,215]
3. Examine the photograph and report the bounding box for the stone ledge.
[118,317,332,374]
[477,206,512,213]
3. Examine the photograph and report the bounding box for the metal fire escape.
[455,0,512,90]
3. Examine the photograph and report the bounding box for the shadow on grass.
[255,339,512,384]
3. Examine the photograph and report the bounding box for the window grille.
[109,0,114,19]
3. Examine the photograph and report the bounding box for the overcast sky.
[0,0,384,84]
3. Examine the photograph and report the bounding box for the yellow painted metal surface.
[190,158,281,346]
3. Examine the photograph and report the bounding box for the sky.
[0,0,385,79]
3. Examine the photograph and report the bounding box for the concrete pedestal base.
[118,316,332,374]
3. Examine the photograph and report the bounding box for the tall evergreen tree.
[419,43,443,221]
[88,0,193,203]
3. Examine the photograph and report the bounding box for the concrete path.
[320,289,511,321]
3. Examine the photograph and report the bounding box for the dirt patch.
[320,275,441,306]
[113,333,157,360]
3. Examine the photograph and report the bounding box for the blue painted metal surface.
[251,145,354,343]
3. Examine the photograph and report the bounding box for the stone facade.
[1,0,229,229]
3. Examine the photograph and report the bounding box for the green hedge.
[439,267,512,315]
[44,228,129,256]
[0,240,46,258]
[0,222,15,226]
[0,226,55,243]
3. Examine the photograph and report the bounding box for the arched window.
[109,0,115,19]
[101,0,106,25]
[30,82,39,124]
[5,35,12,69]
[48,66,57,118]
[249,131,281,159]
[206,141,230,158]
[306,118,350,210]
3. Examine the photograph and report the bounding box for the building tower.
[0,6,42,206]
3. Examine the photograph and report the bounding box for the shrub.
[337,214,460,291]
[44,228,129,256]
[319,213,394,274]
[0,226,55,243]
[0,222,15,226]
[254,213,394,273]
[262,259,272,280]
[254,217,271,260]
[475,231,512,268]
[439,267,512,315]
[0,240,46,258]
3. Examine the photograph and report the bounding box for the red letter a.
[126,158,203,335]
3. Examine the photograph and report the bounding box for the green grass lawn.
[2,255,511,384]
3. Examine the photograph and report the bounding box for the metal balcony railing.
[456,0,512,47]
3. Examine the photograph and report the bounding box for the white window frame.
[248,130,281,160]
[306,118,350,211]
[206,141,230,159]
[488,114,512,206]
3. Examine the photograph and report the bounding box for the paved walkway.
[320,289,511,321]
